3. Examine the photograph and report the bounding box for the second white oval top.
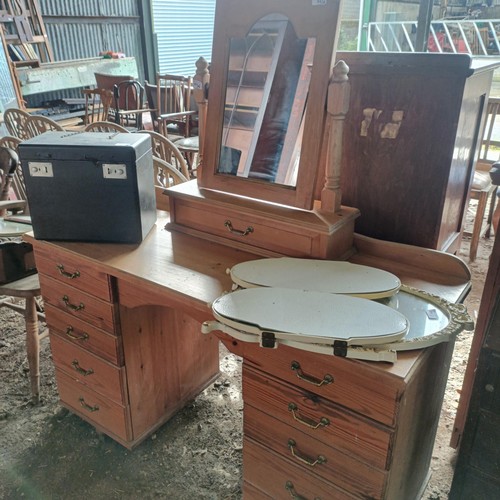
[229,257,401,299]
[212,287,409,346]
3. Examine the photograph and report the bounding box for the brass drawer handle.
[285,481,320,500]
[291,361,333,387]
[288,403,330,429]
[56,264,80,279]
[62,295,85,311]
[65,326,89,341]
[72,359,94,376]
[224,219,254,237]
[79,397,99,413]
[287,439,326,467]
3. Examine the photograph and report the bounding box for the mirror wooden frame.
[198,0,343,211]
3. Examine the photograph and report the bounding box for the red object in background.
[99,51,126,59]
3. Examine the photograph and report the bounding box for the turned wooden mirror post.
[321,60,350,214]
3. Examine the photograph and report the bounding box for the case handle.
[72,360,94,377]
[56,264,80,279]
[285,481,320,500]
[287,439,326,467]
[79,397,99,413]
[62,295,85,311]
[288,403,330,429]
[65,326,89,341]
[290,361,333,387]
[224,219,254,237]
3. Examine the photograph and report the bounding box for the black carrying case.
[18,131,156,244]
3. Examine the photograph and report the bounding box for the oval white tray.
[229,257,401,299]
[211,287,409,346]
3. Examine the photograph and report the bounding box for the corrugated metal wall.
[151,0,360,77]
[152,0,215,77]
[31,0,145,105]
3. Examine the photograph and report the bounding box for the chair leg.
[470,191,488,262]
[24,296,40,403]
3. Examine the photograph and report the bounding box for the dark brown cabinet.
[337,52,498,253]
[450,233,500,498]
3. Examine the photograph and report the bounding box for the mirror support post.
[321,60,350,214]
[193,56,210,162]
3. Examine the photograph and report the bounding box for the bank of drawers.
[240,344,401,499]
[36,246,130,442]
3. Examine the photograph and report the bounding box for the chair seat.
[472,171,492,191]
[0,273,41,296]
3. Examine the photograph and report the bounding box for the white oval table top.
[0,219,32,237]
[229,258,401,299]
[212,287,409,346]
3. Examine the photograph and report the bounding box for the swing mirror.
[198,0,342,210]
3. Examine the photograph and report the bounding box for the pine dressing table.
[24,0,475,497]
[25,214,470,498]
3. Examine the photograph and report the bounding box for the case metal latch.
[333,340,348,357]
[260,331,277,349]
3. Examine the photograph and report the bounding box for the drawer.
[243,437,357,500]
[56,369,131,442]
[173,199,314,256]
[244,405,387,498]
[40,274,117,331]
[238,342,402,427]
[243,365,393,470]
[46,304,122,364]
[51,334,127,404]
[34,244,113,301]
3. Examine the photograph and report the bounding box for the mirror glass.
[216,14,315,186]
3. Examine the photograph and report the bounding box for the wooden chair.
[112,79,151,130]
[82,87,114,124]
[25,115,64,138]
[139,130,191,179]
[148,74,197,138]
[3,108,31,140]
[152,156,189,210]
[84,121,130,133]
[462,97,500,261]
[464,164,497,262]
[0,145,46,403]
[0,136,28,218]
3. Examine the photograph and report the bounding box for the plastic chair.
[0,146,46,403]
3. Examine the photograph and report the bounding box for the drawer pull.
[285,481,320,500]
[79,397,99,413]
[287,439,326,467]
[65,326,89,342]
[72,360,94,377]
[224,219,254,237]
[288,403,330,429]
[291,361,333,387]
[56,264,80,279]
[62,295,85,311]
